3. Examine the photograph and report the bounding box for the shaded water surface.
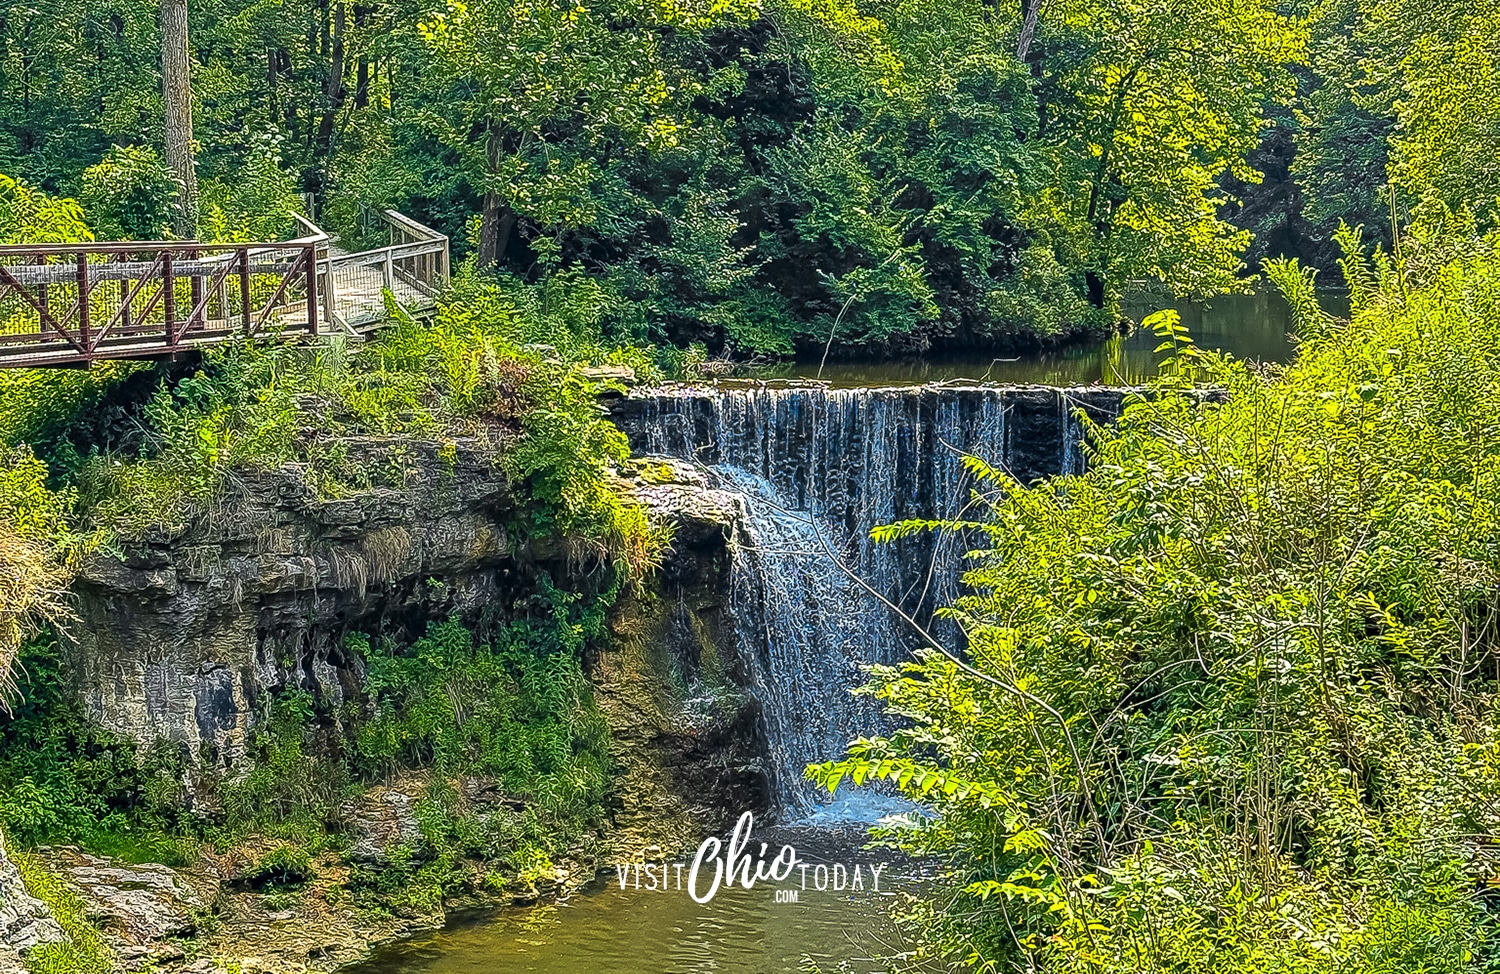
[780,289,1322,387]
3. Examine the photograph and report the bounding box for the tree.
[416,0,757,271]
[1030,0,1307,306]
[160,0,198,238]
[80,146,178,241]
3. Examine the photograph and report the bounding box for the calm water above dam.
[778,289,1319,387]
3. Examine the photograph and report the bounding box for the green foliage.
[814,237,1500,970]
[355,607,611,815]
[1,0,1314,357]
[79,146,177,242]
[0,174,91,245]
[59,273,660,573]
[241,844,315,889]
[0,450,81,701]
[0,636,193,861]
[1295,0,1500,254]
[343,609,613,911]
[217,689,348,840]
[198,136,304,243]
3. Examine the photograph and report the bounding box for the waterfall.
[614,383,1126,815]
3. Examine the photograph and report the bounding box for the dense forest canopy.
[3,0,1495,356]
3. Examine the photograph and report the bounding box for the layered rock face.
[0,833,65,969]
[595,462,767,841]
[63,438,763,832]
[68,438,524,771]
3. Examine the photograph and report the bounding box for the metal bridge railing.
[0,209,448,368]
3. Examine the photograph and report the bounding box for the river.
[775,289,1315,387]
[352,829,929,974]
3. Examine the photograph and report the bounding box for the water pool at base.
[351,832,925,974]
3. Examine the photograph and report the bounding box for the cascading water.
[613,383,1126,816]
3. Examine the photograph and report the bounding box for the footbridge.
[0,210,448,368]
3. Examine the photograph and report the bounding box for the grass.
[8,842,112,974]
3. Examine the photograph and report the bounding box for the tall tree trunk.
[312,0,348,200]
[160,0,197,239]
[1016,0,1042,65]
[476,121,516,270]
[354,4,371,108]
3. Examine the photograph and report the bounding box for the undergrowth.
[813,229,1500,972]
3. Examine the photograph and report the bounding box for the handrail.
[380,209,443,238]
[327,239,445,266]
[0,207,447,366]
[0,239,319,256]
[291,212,331,244]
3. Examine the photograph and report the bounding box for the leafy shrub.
[0,174,91,245]
[218,689,348,840]
[814,233,1500,971]
[240,844,314,890]
[198,136,304,243]
[354,605,612,815]
[79,145,177,241]
[65,269,663,575]
[0,451,76,701]
[0,637,189,852]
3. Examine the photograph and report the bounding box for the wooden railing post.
[238,246,251,334]
[35,255,49,338]
[120,254,133,334]
[76,254,91,355]
[322,250,338,331]
[305,244,319,335]
[188,245,203,329]
[163,251,176,345]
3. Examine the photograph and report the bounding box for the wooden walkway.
[0,210,447,369]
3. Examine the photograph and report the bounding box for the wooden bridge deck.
[0,210,447,369]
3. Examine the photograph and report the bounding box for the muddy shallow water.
[350,828,931,974]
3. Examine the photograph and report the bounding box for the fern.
[869,518,982,542]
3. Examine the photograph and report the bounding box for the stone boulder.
[42,846,202,947]
[0,833,66,956]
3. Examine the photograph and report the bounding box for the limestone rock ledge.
[68,437,525,771]
[596,460,769,854]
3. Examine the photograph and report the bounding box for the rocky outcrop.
[343,784,425,865]
[0,832,66,963]
[67,437,527,771]
[40,846,202,965]
[65,438,761,839]
[26,842,434,974]
[595,460,768,850]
